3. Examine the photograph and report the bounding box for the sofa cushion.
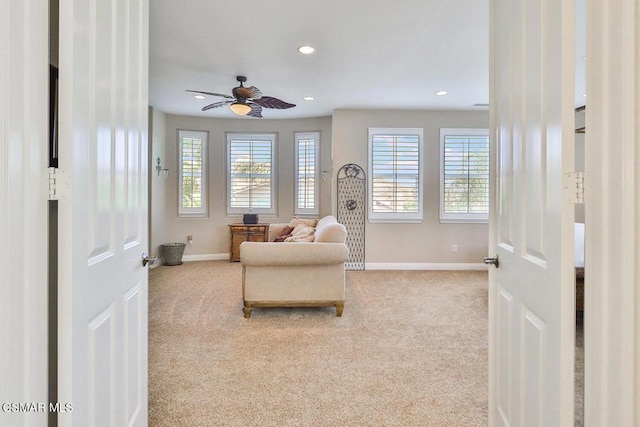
[240,242,349,266]
[314,222,347,243]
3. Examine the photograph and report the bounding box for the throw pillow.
[288,216,318,228]
[274,225,294,242]
[284,224,315,242]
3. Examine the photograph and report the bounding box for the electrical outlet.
[452,244,458,253]
[187,235,193,244]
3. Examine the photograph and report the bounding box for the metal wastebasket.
[161,243,186,266]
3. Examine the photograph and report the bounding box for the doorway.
[574,0,586,424]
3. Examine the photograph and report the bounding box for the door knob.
[142,252,158,267]
[483,255,499,268]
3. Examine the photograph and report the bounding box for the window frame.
[368,127,424,223]
[439,128,490,224]
[226,132,277,216]
[294,131,320,216]
[178,129,208,218]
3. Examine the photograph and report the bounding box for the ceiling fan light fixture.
[229,102,252,116]
[194,94,206,100]
[297,45,315,55]
[189,76,295,118]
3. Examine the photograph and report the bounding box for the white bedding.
[575,222,585,268]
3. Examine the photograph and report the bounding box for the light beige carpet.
[148,261,488,426]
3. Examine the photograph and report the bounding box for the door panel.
[489,0,575,425]
[58,0,149,425]
[88,308,114,425]
[496,286,513,424]
[124,283,143,421]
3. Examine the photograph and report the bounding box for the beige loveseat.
[240,215,349,318]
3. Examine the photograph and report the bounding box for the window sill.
[178,213,208,219]
[368,218,423,224]
[439,218,489,224]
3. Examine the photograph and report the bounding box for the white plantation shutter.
[439,128,489,222]
[295,132,319,215]
[227,133,276,214]
[368,128,423,222]
[179,130,208,217]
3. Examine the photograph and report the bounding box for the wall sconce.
[156,157,169,177]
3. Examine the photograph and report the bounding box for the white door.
[489,0,575,425]
[0,0,49,426]
[57,0,150,425]
[584,1,640,424]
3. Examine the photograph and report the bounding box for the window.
[178,130,207,217]
[294,132,319,216]
[227,133,276,215]
[368,128,423,222]
[440,128,490,223]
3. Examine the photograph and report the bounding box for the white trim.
[439,128,490,223]
[1,0,49,421]
[176,258,488,270]
[178,129,208,218]
[364,262,489,271]
[181,253,229,262]
[294,131,320,216]
[368,127,424,223]
[226,132,277,215]
[585,0,640,423]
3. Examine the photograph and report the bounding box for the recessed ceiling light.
[303,96,315,101]
[435,90,448,96]
[194,95,205,100]
[298,45,315,55]
[582,93,587,97]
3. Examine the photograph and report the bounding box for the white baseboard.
[158,256,487,270]
[364,262,488,271]
[182,253,229,262]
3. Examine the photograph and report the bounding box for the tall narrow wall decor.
[337,163,366,270]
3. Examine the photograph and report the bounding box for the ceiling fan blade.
[235,86,263,100]
[186,90,234,100]
[202,100,233,111]
[253,96,296,109]
[246,104,263,118]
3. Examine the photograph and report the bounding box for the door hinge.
[564,172,585,204]
[47,167,69,200]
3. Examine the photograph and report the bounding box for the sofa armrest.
[240,242,349,266]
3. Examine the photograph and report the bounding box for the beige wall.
[150,109,491,264]
[155,114,333,257]
[332,109,490,264]
[149,107,168,257]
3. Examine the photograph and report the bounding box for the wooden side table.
[229,223,269,262]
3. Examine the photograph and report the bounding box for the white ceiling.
[149,1,586,120]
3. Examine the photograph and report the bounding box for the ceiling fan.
[187,76,296,118]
